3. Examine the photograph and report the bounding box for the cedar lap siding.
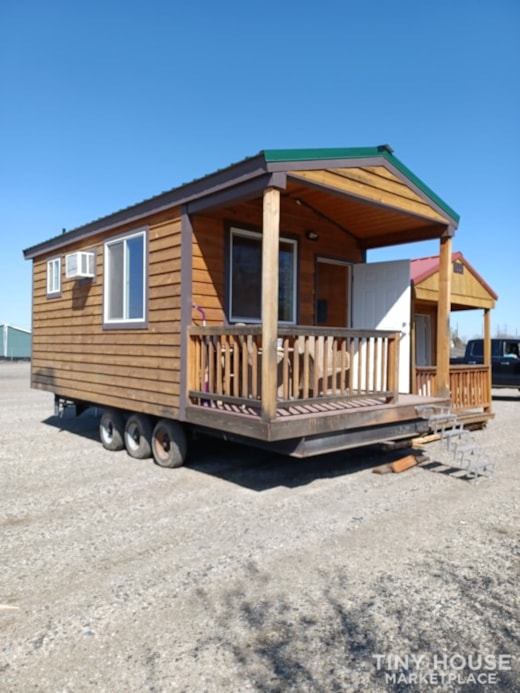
[24,146,459,429]
[28,210,183,419]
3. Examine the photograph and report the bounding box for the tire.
[99,409,126,451]
[151,419,187,468]
[124,413,153,459]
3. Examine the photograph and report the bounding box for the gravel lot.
[1,362,519,692]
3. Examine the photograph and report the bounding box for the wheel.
[151,419,187,468]
[99,409,126,451]
[124,413,153,459]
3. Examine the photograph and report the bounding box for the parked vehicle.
[451,339,520,389]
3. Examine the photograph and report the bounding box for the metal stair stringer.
[416,405,495,483]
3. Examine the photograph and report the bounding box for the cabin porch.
[411,252,497,427]
[185,324,450,454]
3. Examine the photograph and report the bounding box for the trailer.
[23,146,459,467]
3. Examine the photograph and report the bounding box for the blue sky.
[1,0,518,339]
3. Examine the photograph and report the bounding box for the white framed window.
[47,257,61,296]
[103,229,147,326]
[229,227,297,323]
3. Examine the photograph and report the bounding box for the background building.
[1,324,31,360]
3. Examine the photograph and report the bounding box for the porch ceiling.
[283,168,452,250]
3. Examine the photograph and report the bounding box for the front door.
[315,258,350,326]
[351,260,411,393]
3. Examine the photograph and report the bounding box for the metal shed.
[1,324,32,360]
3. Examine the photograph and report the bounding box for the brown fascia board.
[23,153,272,259]
[272,156,459,229]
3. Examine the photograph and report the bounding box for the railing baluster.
[374,337,380,392]
[251,338,258,399]
[282,337,290,400]
[292,337,300,399]
[340,338,347,392]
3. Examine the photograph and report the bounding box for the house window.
[47,257,61,296]
[104,229,147,326]
[229,227,297,323]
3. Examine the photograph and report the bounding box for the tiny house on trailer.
[23,146,460,467]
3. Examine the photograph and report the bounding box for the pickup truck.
[451,338,520,389]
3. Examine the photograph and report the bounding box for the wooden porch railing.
[188,325,400,415]
[415,364,491,412]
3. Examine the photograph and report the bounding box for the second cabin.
[24,146,467,464]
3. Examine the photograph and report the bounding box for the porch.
[411,251,497,427]
[182,148,461,454]
[186,325,450,452]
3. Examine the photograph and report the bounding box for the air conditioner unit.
[66,251,95,279]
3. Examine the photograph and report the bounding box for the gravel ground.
[1,362,519,692]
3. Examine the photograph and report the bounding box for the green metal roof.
[263,146,386,162]
[262,146,460,223]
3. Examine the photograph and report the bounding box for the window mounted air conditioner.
[65,251,95,279]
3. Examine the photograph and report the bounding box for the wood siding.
[31,209,183,418]
[191,198,364,327]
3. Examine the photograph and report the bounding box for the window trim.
[103,228,148,329]
[46,256,61,297]
[228,226,298,324]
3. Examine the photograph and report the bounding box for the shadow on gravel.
[416,459,479,483]
[41,408,101,443]
[187,437,422,492]
[40,410,425,491]
[193,557,520,692]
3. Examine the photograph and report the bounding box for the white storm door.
[351,260,411,393]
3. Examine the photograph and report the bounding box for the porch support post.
[436,234,452,398]
[483,308,492,413]
[261,187,280,422]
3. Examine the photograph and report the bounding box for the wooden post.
[483,308,492,413]
[261,187,280,421]
[410,315,417,394]
[436,234,452,398]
